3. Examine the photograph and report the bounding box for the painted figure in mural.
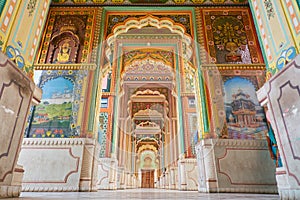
[56,41,71,63]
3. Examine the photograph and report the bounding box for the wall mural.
[37,8,98,64]
[201,8,263,64]
[27,70,87,138]
[223,76,267,139]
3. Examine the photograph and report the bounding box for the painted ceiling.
[51,0,248,6]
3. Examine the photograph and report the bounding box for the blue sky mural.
[223,76,267,139]
[42,77,73,99]
[29,77,74,138]
[224,76,258,104]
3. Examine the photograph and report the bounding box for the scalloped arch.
[137,143,158,154]
[105,15,193,68]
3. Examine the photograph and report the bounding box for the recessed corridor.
[13,189,280,200]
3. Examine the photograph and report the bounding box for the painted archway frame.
[96,8,206,160]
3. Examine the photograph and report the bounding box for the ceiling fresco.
[51,0,248,5]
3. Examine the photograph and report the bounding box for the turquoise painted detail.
[174,44,185,154]
[111,46,123,154]
[276,46,297,70]
[198,74,209,136]
[5,45,25,69]
[297,0,300,10]
[15,55,25,69]
[268,126,282,167]
[88,72,99,131]
[191,8,209,135]
[0,0,6,16]
[249,2,270,70]
[88,8,108,148]
[87,10,104,132]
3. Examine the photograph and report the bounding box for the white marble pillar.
[178,155,187,190]
[109,154,118,190]
[196,139,277,193]
[170,167,175,190]
[0,52,41,198]
[165,170,170,189]
[97,156,118,190]
[118,167,125,189]
[257,55,300,199]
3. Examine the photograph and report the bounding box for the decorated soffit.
[124,49,173,66]
[51,0,248,6]
[136,121,160,130]
[131,89,167,101]
[134,108,163,118]
[123,49,174,71]
[137,144,158,154]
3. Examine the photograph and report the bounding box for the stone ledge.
[22,138,86,146]
[202,139,268,148]
[208,187,277,193]
[22,186,78,192]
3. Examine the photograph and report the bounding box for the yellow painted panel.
[281,0,300,52]
[0,0,21,51]
[7,0,50,64]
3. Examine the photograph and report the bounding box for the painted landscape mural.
[223,76,268,139]
[29,77,74,138]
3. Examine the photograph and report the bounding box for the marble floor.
[4,189,279,200]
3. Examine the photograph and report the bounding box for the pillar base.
[196,139,277,193]
[18,138,99,192]
[97,157,118,190]
[178,157,198,191]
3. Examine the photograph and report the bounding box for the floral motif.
[27,0,37,17]
[264,0,275,20]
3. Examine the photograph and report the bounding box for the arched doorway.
[99,14,199,189]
